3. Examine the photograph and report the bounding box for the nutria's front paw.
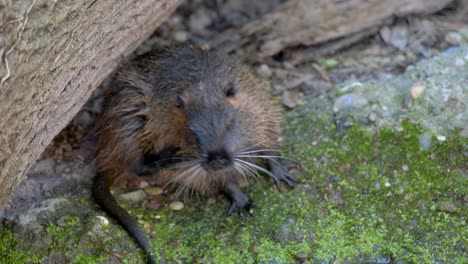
[224,180,256,217]
[268,161,299,192]
[227,192,256,217]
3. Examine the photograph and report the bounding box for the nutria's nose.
[204,149,233,170]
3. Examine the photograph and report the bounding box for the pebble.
[169,201,184,211]
[418,134,432,150]
[454,58,465,66]
[119,190,147,203]
[145,186,163,196]
[138,181,149,189]
[189,7,214,33]
[144,200,161,210]
[282,89,302,109]
[436,135,446,142]
[333,93,368,112]
[96,216,109,226]
[257,64,272,78]
[445,32,463,45]
[401,164,409,171]
[410,83,425,100]
[173,31,188,42]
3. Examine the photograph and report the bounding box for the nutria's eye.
[226,83,236,97]
[176,95,186,109]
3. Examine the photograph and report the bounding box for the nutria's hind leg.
[224,180,256,217]
[267,159,299,192]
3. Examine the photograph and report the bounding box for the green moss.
[0,229,40,263]
[3,105,466,263]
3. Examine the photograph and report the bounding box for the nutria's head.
[177,80,240,171]
[117,46,282,190]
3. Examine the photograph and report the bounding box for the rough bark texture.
[0,0,183,209]
[204,0,453,60]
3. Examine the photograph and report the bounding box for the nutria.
[92,46,297,264]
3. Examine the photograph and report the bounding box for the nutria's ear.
[225,82,237,97]
[176,95,186,109]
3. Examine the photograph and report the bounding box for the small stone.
[436,201,456,213]
[143,222,151,229]
[57,216,69,227]
[144,200,161,210]
[145,186,164,196]
[368,112,378,122]
[375,182,381,190]
[96,216,109,226]
[138,181,149,189]
[119,190,147,203]
[173,31,188,42]
[401,164,409,171]
[384,182,391,187]
[207,197,216,205]
[169,201,184,211]
[454,58,465,66]
[410,83,425,100]
[257,64,271,78]
[418,134,432,150]
[188,7,214,33]
[436,135,446,141]
[215,232,231,240]
[282,89,302,109]
[445,32,463,45]
[333,93,368,112]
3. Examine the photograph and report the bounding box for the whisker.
[163,165,199,189]
[234,158,263,180]
[237,149,281,155]
[236,154,300,164]
[175,166,202,198]
[236,159,277,179]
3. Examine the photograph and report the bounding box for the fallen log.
[0,0,183,209]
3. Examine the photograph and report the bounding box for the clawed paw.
[227,194,257,218]
[270,164,299,192]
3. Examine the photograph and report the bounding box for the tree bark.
[204,0,453,61]
[0,0,183,209]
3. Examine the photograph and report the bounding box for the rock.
[257,64,272,78]
[275,217,296,244]
[18,198,70,226]
[118,190,147,203]
[436,135,446,142]
[28,157,56,175]
[173,31,188,42]
[95,216,109,226]
[445,32,463,45]
[436,201,456,213]
[418,134,432,150]
[145,186,164,196]
[144,200,161,210]
[169,201,184,211]
[138,181,149,189]
[282,89,302,109]
[333,93,368,112]
[410,83,425,100]
[188,7,215,33]
[380,22,409,50]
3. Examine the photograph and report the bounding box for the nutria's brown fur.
[92,46,296,264]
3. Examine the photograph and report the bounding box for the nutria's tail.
[92,173,156,264]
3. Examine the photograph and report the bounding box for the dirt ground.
[1,0,467,263]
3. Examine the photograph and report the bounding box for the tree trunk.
[0,0,183,209]
[204,0,453,60]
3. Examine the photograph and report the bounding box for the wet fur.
[93,46,290,263]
